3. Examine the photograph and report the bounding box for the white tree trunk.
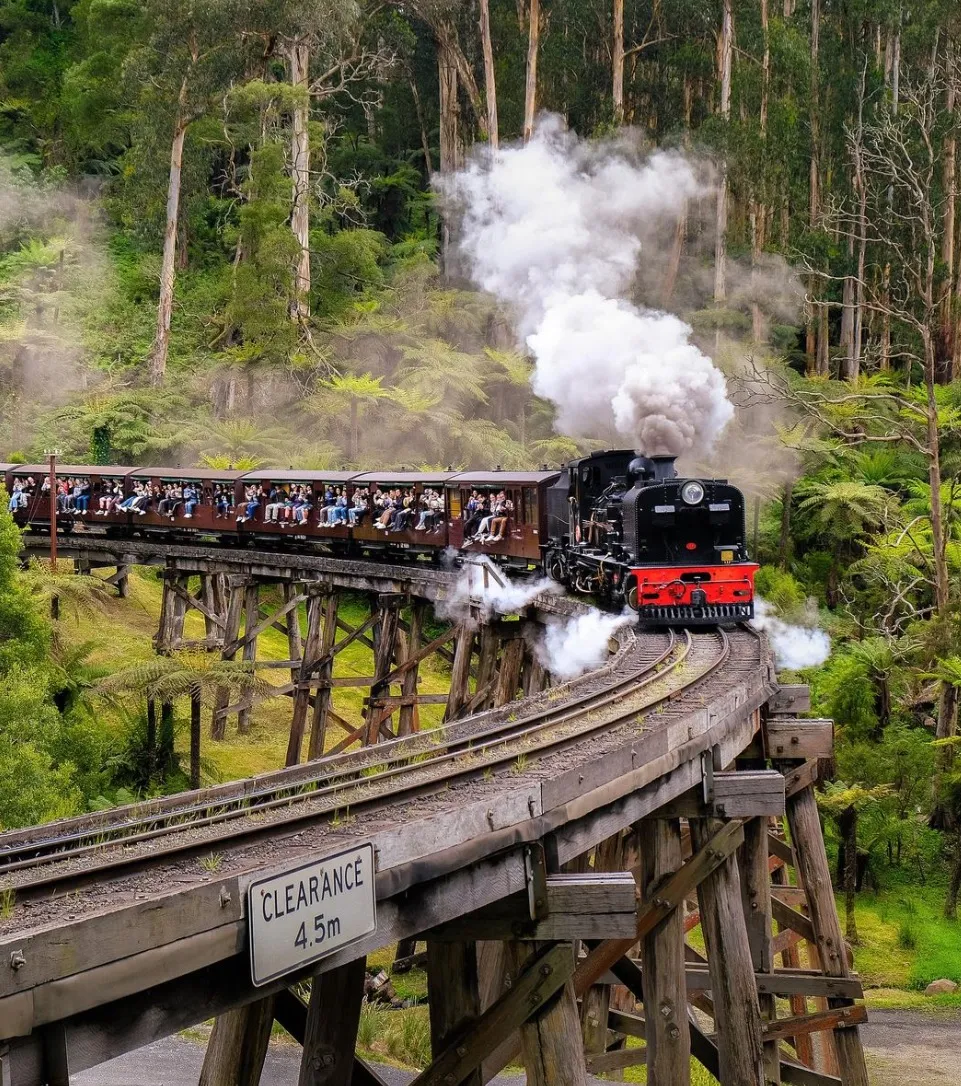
[713,0,733,305]
[289,41,311,321]
[150,102,188,386]
[612,0,625,125]
[479,0,499,149]
[523,0,540,143]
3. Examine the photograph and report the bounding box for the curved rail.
[1,628,735,897]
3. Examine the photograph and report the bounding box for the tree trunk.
[946,834,961,920]
[408,75,434,181]
[661,207,686,307]
[289,41,311,321]
[806,0,821,375]
[479,0,499,149]
[523,0,540,143]
[146,698,157,780]
[778,479,793,569]
[714,0,733,306]
[149,85,190,387]
[349,397,359,463]
[190,694,201,790]
[160,701,175,775]
[612,0,625,125]
[438,36,460,276]
[939,38,957,381]
[838,805,859,945]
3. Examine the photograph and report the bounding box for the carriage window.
[449,490,462,518]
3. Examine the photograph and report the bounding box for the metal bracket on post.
[525,843,549,922]
[701,749,716,806]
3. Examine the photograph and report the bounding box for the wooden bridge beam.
[690,816,764,1086]
[199,996,276,1086]
[784,784,869,1086]
[740,816,781,1086]
[426,940,482,1086]
[297,957,367,1086]
[640,817,690,1086]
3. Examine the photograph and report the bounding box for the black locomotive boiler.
[543,449,757,625]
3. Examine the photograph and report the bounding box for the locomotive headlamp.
[681,481,705,505]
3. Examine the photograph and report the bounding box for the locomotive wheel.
[547,553,567,584]
[624,575,639,611]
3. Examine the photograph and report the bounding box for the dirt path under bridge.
[73,1006,961,1085]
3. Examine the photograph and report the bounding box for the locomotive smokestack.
[650,454,677,482]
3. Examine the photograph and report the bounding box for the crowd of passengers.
[233,483,445,531]
[7,476,514,542]
[462,490,514,544]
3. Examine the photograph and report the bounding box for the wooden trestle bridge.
[0,537,869,1086]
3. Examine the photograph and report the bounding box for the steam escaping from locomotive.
[437,556,559,624]
[439,116,734,456]
[534,608,633,680]
[752,598,831,670]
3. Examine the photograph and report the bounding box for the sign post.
[247,843,376,986]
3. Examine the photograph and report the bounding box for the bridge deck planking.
[0,642,769,1052]
[3,539,806,1084]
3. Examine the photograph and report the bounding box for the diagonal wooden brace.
[572,819,744,996]
[408,943,574,1086]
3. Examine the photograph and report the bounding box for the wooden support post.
[156,571,188,654]
[474,626,499,712]
[493,636,526,708]
[785,786,870,1086]
[445,624,474,721]
[289,586,325,765]
[477,939,514,1081]
[211,576,247,740]
[740,817,781,1086]
[236,581,260,735]
[508,942,587,1086]
[308,590,341,760]
[581,833,623,1063]
[397,599,425,736]
[426,940,481,1086]
[690,818,764,1086]
[285,581,304,685]
[199,996,276,1086]
[113,562,130,597]
[299,957,367,1086]
[771,848,815,1067]
[40,1023,69,1086]
[365,595,403,745]
[640,818,690,1086]
[199,572,226,646]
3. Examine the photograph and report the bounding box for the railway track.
[0,625,742,901]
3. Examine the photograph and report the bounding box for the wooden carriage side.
[445,470,560,565]
[235,469,358,542]
[5,464,138,530]
[350,470,459,552]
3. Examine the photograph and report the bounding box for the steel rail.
[6,629,734,896]
[0,631,681,870]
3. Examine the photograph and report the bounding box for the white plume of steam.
[439,115,734,456]
[437,556,560,625]
[534,609,633,681]
[752,598,831,671]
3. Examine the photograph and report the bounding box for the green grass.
[849,881,961,994]
[60,572,456,788]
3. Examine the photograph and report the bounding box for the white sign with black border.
[248,843,376,986]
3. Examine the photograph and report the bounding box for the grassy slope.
[65,566,454,784]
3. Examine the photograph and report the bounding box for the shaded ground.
[73,1036,535,1086]
[73,1007,961,1086]
[862,1007,961,1085]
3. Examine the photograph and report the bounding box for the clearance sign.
[247,843,376,986]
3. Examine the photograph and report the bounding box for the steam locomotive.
[2,449,757,626]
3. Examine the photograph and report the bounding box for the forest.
[3,0,961,1004]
